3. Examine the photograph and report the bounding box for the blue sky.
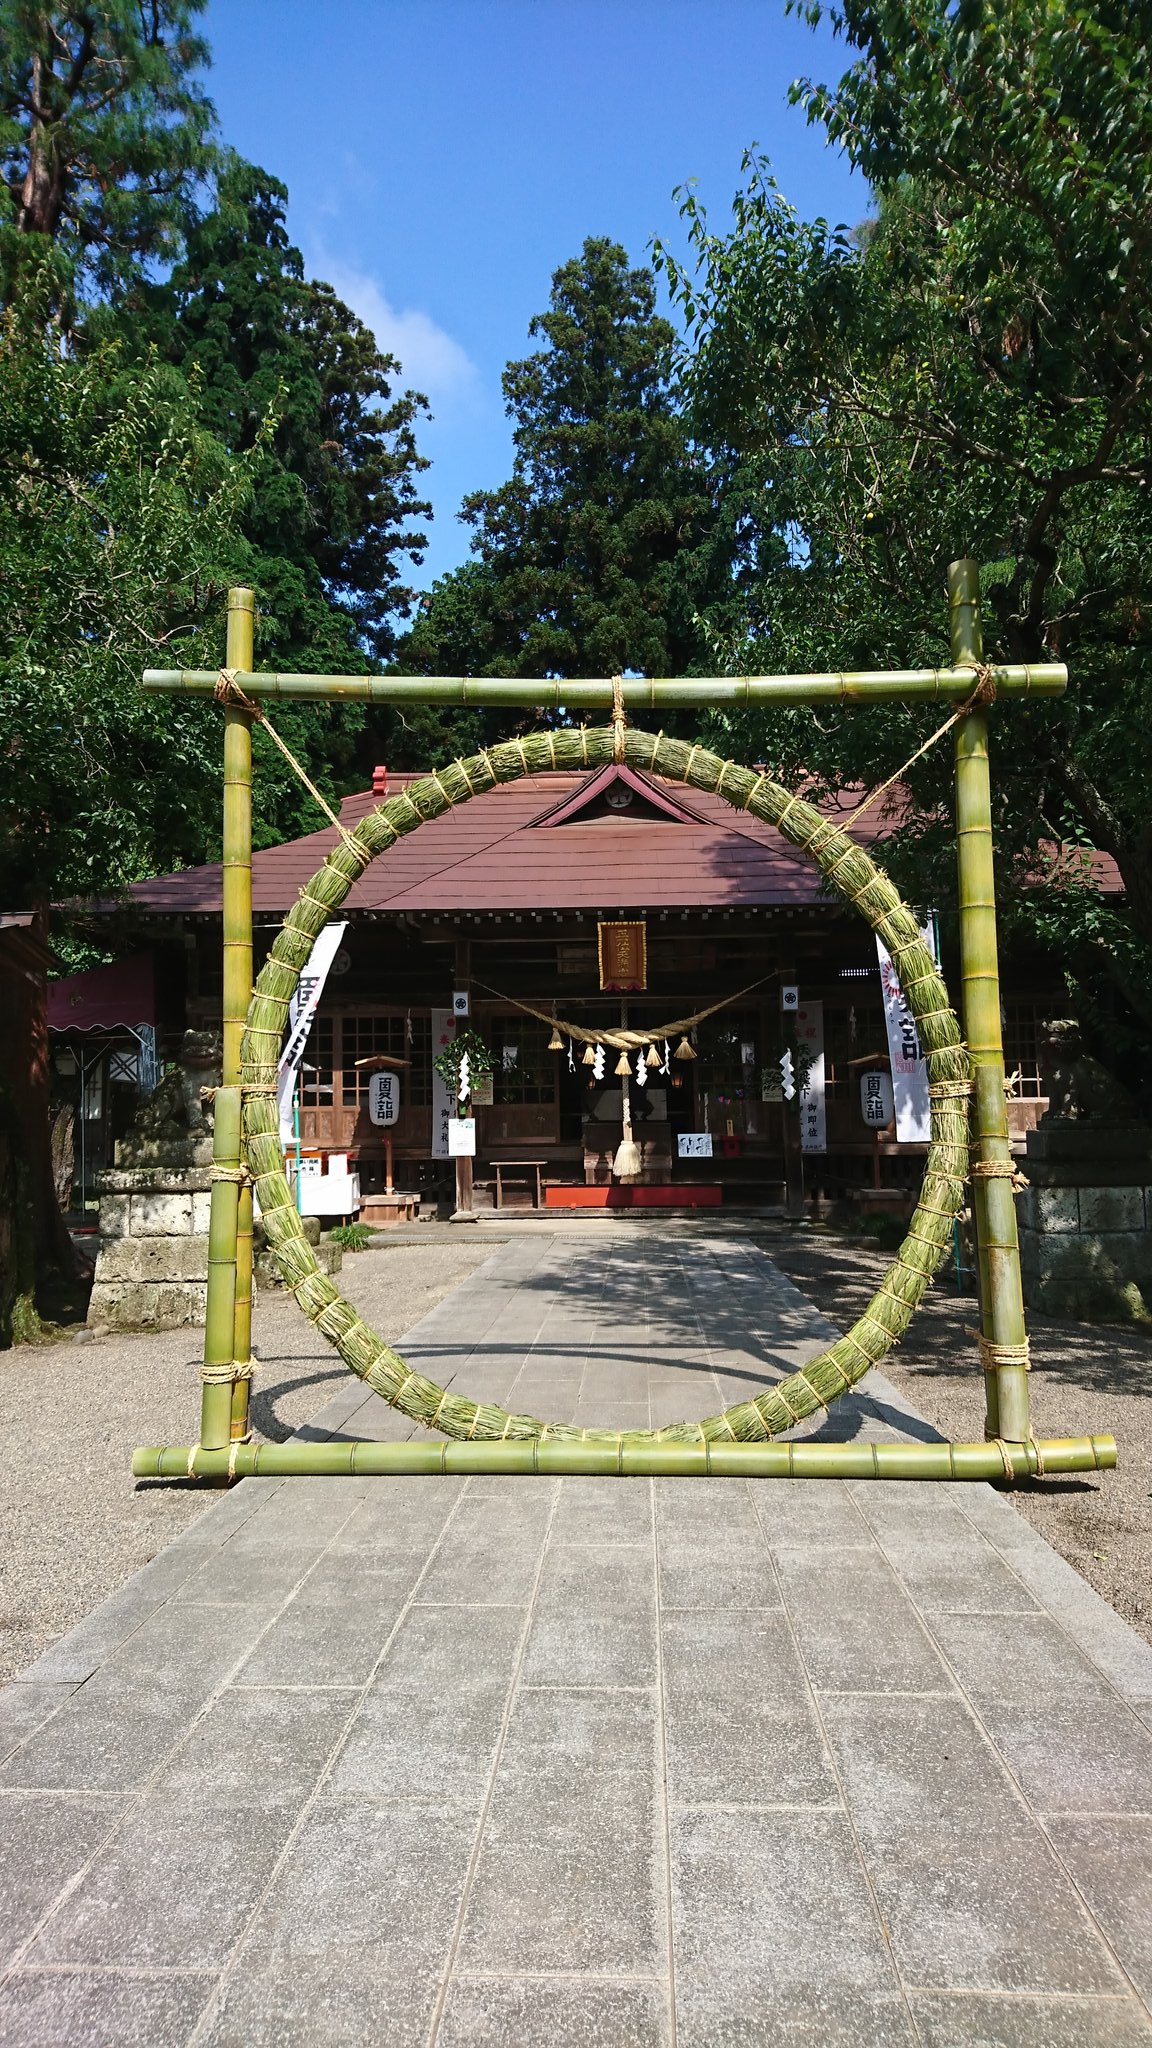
[203,0,868,590]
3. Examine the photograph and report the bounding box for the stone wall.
[1017,1122,1152,1323]
[88,1161,212,1330]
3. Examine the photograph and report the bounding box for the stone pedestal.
[1018,1122,1152,1323]
[88,1152,213,1330]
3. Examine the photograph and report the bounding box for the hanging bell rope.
[472,974,772,1049]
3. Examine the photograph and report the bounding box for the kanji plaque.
[598,920,647,991]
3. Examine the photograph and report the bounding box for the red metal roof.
[115,764,1123,917]
[47,952,156,1030]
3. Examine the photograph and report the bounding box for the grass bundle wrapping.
[241,728,969,1446]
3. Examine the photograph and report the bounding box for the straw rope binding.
[240,727,970,1446]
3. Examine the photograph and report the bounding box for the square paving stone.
[327,1682,510,1806]
[0,1685,78,1765]
[438,1976,669,2046]
[861,1823,1125,1995]
[28,1798,300,1969]
[750,1480,874,1550]
[377,1605,526,1692]
[654,1480,761,1538]
[674,1982,916,2046]
[909,1990,1152,2046]
[670,1808,897,1995]
[152,1685,358,1803]
[498,1685,658,1788]
[456,1782,666,1976]
[876,1534,1040,1615]
[982,1697,1152,1814]
[417,1529,545,1607]
[523,1545,656,1689]
[0,1675,207,1794]
[0,1967,215,2047]
[662,1611,836,1809]
[239,1799,476,1971]
[98,1600,273,1691]
[657,1540,781,1613]
[0,1792,125,1965]
[820,1696,1015,1836]
[1047,1815,1152,2008]
[550,1482,654,1546]
[232,1594,406,1689]
[199,1961,438,2047]
[925,1613,1114,1705]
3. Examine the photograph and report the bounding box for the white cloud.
[319,260,479,407]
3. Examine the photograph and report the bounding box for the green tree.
[0,0,215,310]
[401,237,728,691]
[0,284,259,906]
[658,1,1152,1085]
[135,155,431,667]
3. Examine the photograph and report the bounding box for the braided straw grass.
[241,728,969,1445]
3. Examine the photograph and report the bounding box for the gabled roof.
[108,762,1123,918]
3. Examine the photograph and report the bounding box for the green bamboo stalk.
[199,1084,242,1450]
[949,559,1031,1443]
[133,1432,1116,1483]
[141,664,1066,708]
[224,589,256,1441]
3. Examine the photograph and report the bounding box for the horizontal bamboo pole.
[134,1434,1116,1484]
[142,664,1067,708]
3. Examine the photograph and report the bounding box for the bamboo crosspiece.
[143,578,1114,1485]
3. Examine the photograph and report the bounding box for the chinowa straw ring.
[239,727,971,1446]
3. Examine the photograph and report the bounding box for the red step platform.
[545,1184,723,1209]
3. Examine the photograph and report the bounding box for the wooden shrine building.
[75,757,1117,1213]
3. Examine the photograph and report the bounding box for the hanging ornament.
[582,1042,596,1066]
[645,1042,661,1069]
[457,1051,471,1102]
[614,1048,631,1077]
[593,1044,606,1081]
[567,1039,576,1072]
[661,1038,671,1076]
[405,1009,413,1047]
[634,1049,648,1088]
[674,1035,698,1061]
[548,1024,564,1052]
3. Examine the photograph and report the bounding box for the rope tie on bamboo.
[971,1156,1029,1191]
[611,675,627,762]
[837,663,1000,835]
[186,1442,200,1478]
[928,1077,973,1100]
[213,669,370,870]
[209,1163,251,1184]
[200,1362,237,1384]
[241,1081,278,1095]
[966,1326,1031,1374]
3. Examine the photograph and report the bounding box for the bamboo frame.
[133,1435,1116,1482]
[132,577,1114,1486]
[143,664,1066,708]
[949,560,1031,1443]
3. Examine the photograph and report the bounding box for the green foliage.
[399,238,729,710]
[328,1221,374,1252]
[655,2,1152,1088]
[433,1025,494,1102]
[0,0,216,311]
[0,292,256,904]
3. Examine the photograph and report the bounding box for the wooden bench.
[493,1159,546,1209]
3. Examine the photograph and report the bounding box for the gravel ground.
[0,1237,496,1683]
[758,1221,1152,1649]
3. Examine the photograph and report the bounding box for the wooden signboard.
[598,920,647,991]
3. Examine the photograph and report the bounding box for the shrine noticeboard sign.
[598,920,647,991]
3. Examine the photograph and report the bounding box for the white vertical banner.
[876,932,932,1143]
[796,1000,826,1154]
[430,1007,455,1158]
[277,921,348,1144]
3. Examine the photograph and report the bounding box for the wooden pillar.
[450,936,476,1222]
[948,559,1031,1444]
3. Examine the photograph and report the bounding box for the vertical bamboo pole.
[224,590,256,1438]
[949,559,1031,1443]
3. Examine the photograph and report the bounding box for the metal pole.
[134,1431,1116,1484]
[948,559,1032,1444]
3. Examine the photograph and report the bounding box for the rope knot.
[611,675,627,762]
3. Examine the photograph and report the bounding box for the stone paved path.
[2,1235,1152,2046]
